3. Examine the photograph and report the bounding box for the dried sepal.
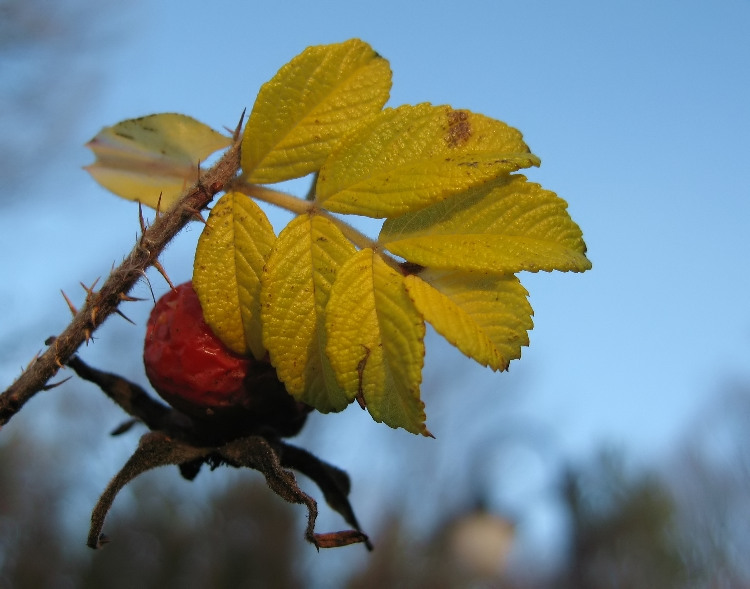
[71,356,370,550]
[88,431,210,548]
[88,431,370,551]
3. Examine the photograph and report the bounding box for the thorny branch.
[0,117,244,430]
[0,111,371,550]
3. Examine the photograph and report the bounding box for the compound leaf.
[242,39,392,183]
[262,214,356,412]
[405,271,533,371]
[325,249,428,435]
[316,103,539,218]
[380,175,591,273]
[193,192,276,359]
[85,113,231,209]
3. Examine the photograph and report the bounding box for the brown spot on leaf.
[444,109,472,148]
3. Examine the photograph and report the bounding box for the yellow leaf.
[193,192,276,359]
[325,249,428,435]
[261,214,356,412]
[242,39,392,183]
[405,271,533,371]
[85,113,231,209]
[316,103,540,218]
[380,175,592,273]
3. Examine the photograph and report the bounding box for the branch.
[0,120,244,430]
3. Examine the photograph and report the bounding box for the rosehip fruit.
[144,282,310,437]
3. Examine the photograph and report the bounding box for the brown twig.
[0,117,244,429]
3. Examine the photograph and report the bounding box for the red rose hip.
[144,282,310,437]
[144,282,252,415]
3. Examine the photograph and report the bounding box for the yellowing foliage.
[261,214,355,412]
[85,114,231,209]
[193,192,276,359]
[316,103,540,217]
[242,39,392,183]
[404,271,533,371]
[325,249,427,435]
[380,175,592,274]
[87,39,591,436]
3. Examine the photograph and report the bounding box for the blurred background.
[1,0,749,586]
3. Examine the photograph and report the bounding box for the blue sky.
[1,0,749,575]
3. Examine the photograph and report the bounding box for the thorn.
[42,376,73,391]
[119,292,146,302]
[182,204,206,223]
[114,309,136,325]
[355,393,367,410]
[61,290,78,316]
[193,162,208,198]
[151,259,175,290]
[52,338,64,368]
[80,277,101,298]
[138,202,147,233]
[233,108,246,141]
[156,193,163,218]
[90,305,99,326]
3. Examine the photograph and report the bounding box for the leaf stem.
[233,181,313,215]
[317,210,406,274]
[232,180,381,252]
